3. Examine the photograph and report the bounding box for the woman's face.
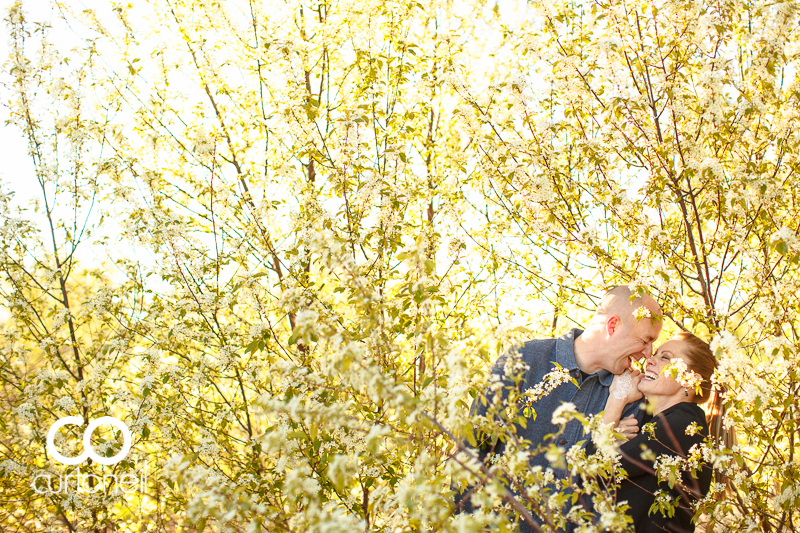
[637,339,693,399]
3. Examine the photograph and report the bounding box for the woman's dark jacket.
[590,401,713,532]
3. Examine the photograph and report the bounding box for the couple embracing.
[457,285,729,532]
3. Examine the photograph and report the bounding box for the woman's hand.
[609,369,644,405]
[615,415,639,441]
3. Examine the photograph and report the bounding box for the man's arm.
[454,344,536,513]
[469,345,533,453]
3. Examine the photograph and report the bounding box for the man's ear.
[606,315,620,337]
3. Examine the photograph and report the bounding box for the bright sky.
[0,0,34,207]
[0,0,590,331]
[2,0,48,206]
[1,0,114,204]
[0,0,24,325]
[0,0,532,207]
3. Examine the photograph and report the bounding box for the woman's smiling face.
[638,339,692,399]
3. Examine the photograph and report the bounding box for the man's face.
[605,315,662,374]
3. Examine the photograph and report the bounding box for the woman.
[594,331,730,532]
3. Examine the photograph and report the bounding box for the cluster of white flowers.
[193,128,216,155]
[773,483,800,508]
[684,421,701,436]
[54,395,76,412]
[319,427,367,456]
[83,288,112,317]
[294,309,319,330]
[0,459,26,476]
[772,225,799,252]
[589,416,622,457]
[518,367,572,412]
[38,337,57,356]
[708,482,727,496]
[36,368,71,385]
[653,452,685,482]
[663,358,703,392]
[511,166,553,205]
[551,401,577,426]
[632,305,652,321]
[197,434,221,458]
[215,345,234,369]
[652,490,677,510]
[50,307,71,330]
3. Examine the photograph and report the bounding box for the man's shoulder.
[512,338,561,374]
[489,337,559,375]
[519,338,559,360]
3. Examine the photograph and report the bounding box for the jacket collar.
[555,328,582,371]
[555,327,614,386]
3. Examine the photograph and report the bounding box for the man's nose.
[642,343,653,357]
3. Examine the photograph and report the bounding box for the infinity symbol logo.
[46,416,132,466]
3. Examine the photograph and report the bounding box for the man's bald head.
[594,285,661,326]
[574,285,663,375]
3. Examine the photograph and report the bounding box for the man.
[455,285,662,529]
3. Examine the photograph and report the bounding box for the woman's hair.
[674,331,716,404]
[675,331,737,480]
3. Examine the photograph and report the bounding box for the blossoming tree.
[1,0,798,531]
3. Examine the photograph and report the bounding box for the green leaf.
[287,431,308,441]
[465,428,477,447]
[288,331,301,345]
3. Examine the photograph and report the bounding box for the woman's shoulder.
[660,401,707,421]
[653,402,709,439]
